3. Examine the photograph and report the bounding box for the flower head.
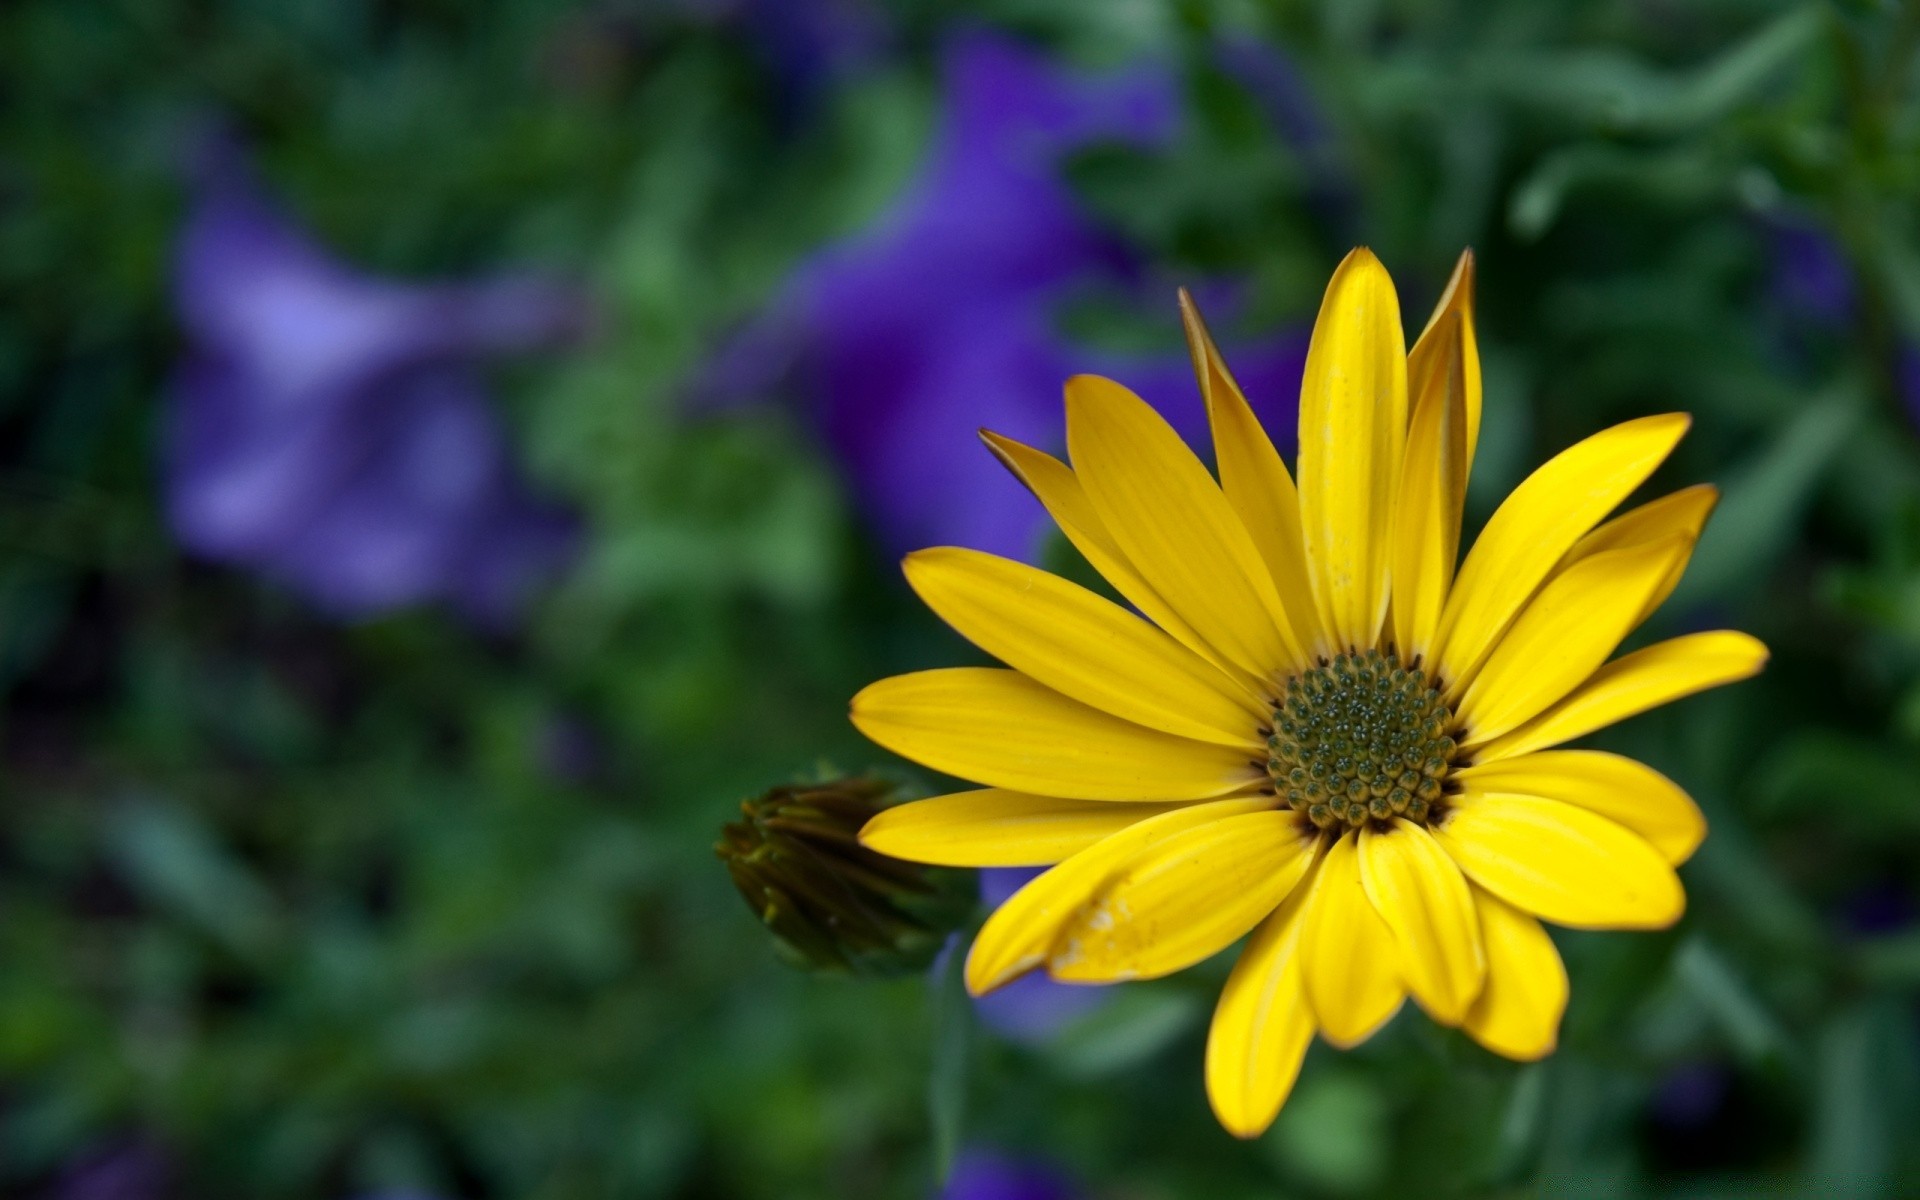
[852,249,1768,1136]
[165,136,584,623]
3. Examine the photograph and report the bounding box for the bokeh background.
[4,1,1919,1196]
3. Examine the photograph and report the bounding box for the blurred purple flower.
[711,31,1308,561]
[1640,1058,1781,1174]
[45,1142,166,1200]
[971,867,1107,1041]
[942,1149,1078,1200]
[1763,215,1854,331]
[1834,878,1917,937]
[661,0,883,117]
[1896,345,1920,430]
[1646,1060,1734,1132]
[165,139,585,624]
[735,0,885,105]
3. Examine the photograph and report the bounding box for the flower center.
[1266,648,1457,831]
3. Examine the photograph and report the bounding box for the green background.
[3,1,1918,1196]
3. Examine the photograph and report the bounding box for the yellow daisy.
[850,248,1768,1138]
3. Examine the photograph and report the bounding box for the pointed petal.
[1407,249,1482,462]
[1299,830,1405,1047]
[1473,631,1769,762]
[1066,375,1304,677]
[860,790,1197,867]
[1051,810,1320,983]
[980,430,1268,695]
[1297,248,1408,651]
[1391,309,1470,662]
[1435,413,1692,689]
[1358,819,1485,1024]
[1457,536,1694,745]
[1570,483,1719,558]
[852,669,1263,802]
[1433,790,1685,930]
[904,547,1266,746]
[1461,887,1567,1061]
[965,796,1275,993]
[1455,750,1706,865]
[1565,484,1718,626]
[1182,290,1326,655]
[1206,884,1317,1139]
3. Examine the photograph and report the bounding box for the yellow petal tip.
[963,951,1020,999]
[1218,1115,1268,1142]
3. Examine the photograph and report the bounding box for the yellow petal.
[1066,375,1304,677]
[965,795,1275,994]
[1433,790,1684,929]
[860,790,1197,867]
[1358,818,1485,1024]
[1455,750,1706,865]
[1205,884,1316,1139]
[1457,536,1694,745]
[851,668,1262,802]
[1474,630,1770,762]
[1298,830,1405,1047]
[1461,887,1567,1061]
[1051,810,1321,983]
[903,547,1266,747]
[1390,309,1470,663]
[1565,484,1719,626]
[1181,289,1326,655]
[1570,483,1719,558]
[1434,413,1692,688]
[1296,248,1408,651]
[979,430,1268,695]
[1407,249,1482,462]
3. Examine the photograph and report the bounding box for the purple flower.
[1896,344,1920,431]
[165,137,585,624]
[1763,215,1854,331]
[1834,877,1917,937]
[942,1149,1078,1200]
[733,0,885,106]
[1640,1059,1777,1174]
[44,1142,167,1200]
[970,867,1107,1042]
[715,31,1308,561]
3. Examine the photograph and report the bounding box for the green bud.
[717,775,975,976]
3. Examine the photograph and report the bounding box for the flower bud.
[716,775,975,975]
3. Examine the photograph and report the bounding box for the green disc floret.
[1266,648,1458,831]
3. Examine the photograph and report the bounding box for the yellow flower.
[850,248,1768,1138]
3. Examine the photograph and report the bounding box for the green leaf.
[1807,1001,1920,1195]
[1267,1066,1390,1195]
[1669,386,1862,610]
[107,800,282,959]
[1609,6,1824,135]
[1041,984,1202,1079]
[1756,731,1920,830]
[1507,144,1730,240]
[1487,1063,1550,1184]
[1673,938,1796,1070]
[926,942,972,1188]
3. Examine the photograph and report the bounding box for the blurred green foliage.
[5,1,1920,1197]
